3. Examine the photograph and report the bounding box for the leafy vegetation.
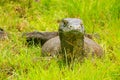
[0,0,120,80]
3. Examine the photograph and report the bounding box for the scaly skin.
[23,31,58,46]
[59,18,85,63]
[42,18,103,64]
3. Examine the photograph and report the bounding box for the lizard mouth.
[59,25,84,33]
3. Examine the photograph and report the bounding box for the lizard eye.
[69,26,72,28]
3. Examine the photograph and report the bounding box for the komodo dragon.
[41,18,103,63]
[24,18,103,63]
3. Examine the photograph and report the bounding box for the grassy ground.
[0,0,120,80]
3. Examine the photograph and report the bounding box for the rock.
[0,28,8,40]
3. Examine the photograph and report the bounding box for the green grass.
[0,0,120,80]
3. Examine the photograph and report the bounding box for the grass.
[0,0,120,80]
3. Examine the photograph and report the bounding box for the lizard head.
[59,18,85,33]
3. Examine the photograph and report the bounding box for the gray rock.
[0,28,8,40]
